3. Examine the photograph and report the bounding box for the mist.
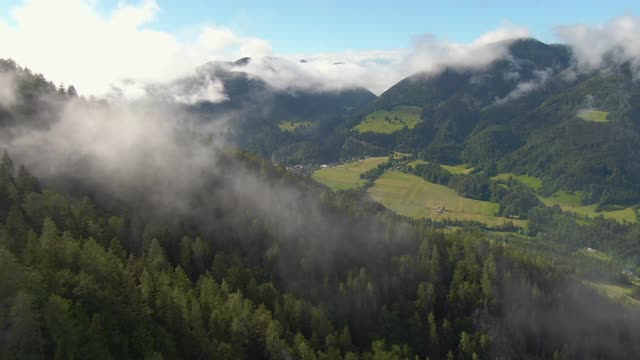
[495,67,554,104]
[557,15,640,76]
[0,61,414,285]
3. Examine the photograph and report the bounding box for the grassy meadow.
[540,191,637,223]
[354,106,422,134]
[278,121,312,132]
[492,173,543,191]
[367,171,522,225]
[584,281,640,305]
[408,160,474,175]
[312,157,388,191]
[578,109,609,122]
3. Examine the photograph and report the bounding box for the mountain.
[176,58,377,164]
[1,53,640,359]
[338,38,640,206]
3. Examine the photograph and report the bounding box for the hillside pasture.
[312,157,388,191]
[354,106,422,134]
[367,171,522,226]
[540,191,637,223]
[492,173,543,191]
[578,109,609,122]
[408,160,474,175]
[584,281,640,305]
[278,121,312,132]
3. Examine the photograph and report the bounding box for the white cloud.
[405,25,530,75]
[495,68,553,104]
[234,50,404,94]
[234,25,529,95]
[0,0,272,97]
[0,71,18,107]
[0,0,531,97]
[172,75,228,105]
[557,15,640,72]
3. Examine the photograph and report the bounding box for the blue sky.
[2,0,640,54]
[1,0,639,96]
[158,0,640,53]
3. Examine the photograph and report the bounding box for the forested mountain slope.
[178,59,377,164]
[1,58,640,359]
[340,39,640,206]
[1,150,640,359]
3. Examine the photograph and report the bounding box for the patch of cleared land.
[393,152,412,159]
[576,247,612,262]
[492,173,543,191]
[354,106,422,134]
[584,281,640,305]
[278,121,312,132]
[442,164,474,175]
[540,191,637,223]
[578,109,609,122]
[368,171,523,226]
[312,157,388,191]
[408,160,474,175]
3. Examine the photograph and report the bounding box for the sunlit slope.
[367,171,523,225]
[312,157,388,190]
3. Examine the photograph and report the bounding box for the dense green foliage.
[1,150,639,359]
[406,162,540,219]
[206,39,640,211]
[3,48,640,359]
[189,61,376,165]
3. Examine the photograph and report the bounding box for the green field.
[584,281,640,305]
[367,171,523,226]
[354,106,422,134]
[492,173,543,190]
[409,160,474,175]
[540,191,637,222]
[278,121,312,132]
[312,157,388,190]
[442,163,474,175]
[578,109,609,122]
[576,247,613,262]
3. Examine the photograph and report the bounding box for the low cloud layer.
[2,98,229,214]
[495,68,553,104]
[4,1,640,100]
[0,0,531,97]
[0,0,272,97]
[0,75,409,273]
[0,71,17,107]
[557,15,640,73]
[405,25,529,75]
[233,25,529,94]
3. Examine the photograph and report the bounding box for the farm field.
[540,191,637,223]
[408,160,474,175]
[354,106,422,134]
[584,281,640,305]
[312,157,388,191]
[278,121,312,132]
[578,109,609,122]
[367,171,523,226]
[492,173,543,190]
